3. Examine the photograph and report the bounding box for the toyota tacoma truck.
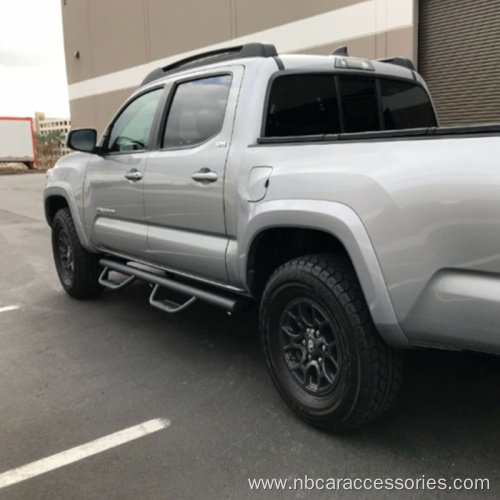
[44,43,500,432]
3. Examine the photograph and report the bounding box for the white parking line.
[0,418,170,489]
[0,306,20,313]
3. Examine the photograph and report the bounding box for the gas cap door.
[247,166,273,202]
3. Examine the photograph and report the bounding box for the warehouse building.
[62,0,500,133]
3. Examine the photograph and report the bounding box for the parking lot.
[0,173,498,499]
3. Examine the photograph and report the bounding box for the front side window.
[163,75,232,149]
[380,79,437,129]
[339,78,380,133]
[108,88,163,153]
[265,74,341,137]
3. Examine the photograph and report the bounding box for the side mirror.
[67,129,97,153]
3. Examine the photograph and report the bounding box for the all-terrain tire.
[52,208,103,299]
[259,253,404,432]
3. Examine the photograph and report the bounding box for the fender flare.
[44,182,94,252]
[237,199,409,348]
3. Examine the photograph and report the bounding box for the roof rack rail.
[141,43,278,86]
[378,56,415,71]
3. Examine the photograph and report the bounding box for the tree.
[34,130,65,148]
[34,130,66,168]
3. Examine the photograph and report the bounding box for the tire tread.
[52,208,103,299]
[260,253,403,432]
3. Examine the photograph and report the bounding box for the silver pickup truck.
[44,43,500,432]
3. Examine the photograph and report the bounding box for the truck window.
[108,88,163,152]
[338,78,380,133]
[265,74,341,137]
[163,75,232,149]
[380,79,437,129]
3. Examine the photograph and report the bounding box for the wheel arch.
[44,183,93,251]
[239,200,409,348]
[246,227,349,297]
[45,195,69,226]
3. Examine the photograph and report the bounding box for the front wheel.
[52,208,103,299]
[259,254,403,432]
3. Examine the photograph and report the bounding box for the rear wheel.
[52,208,103,299]
[259,254,403,432]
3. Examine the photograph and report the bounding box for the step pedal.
[149,283,196,314]
[99,266,136,290]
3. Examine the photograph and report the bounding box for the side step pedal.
[99,258,249,315]
[99,266,136,290]
[149,284,196,314]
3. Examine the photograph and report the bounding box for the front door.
[144,68,243,283]
[84,87,164,260]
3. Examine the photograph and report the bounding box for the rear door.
[143,68,243,283]
[84,87,164,259]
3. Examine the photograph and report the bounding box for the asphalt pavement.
[0,173,499,499]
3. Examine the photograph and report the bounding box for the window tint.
[380,80,437,129]
[265,74,340,137]
[339,78,380,133]
[163,75,232,149]
[108,89,163,153]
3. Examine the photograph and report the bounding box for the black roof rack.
[378,56,415,71]
[141,43,278,86]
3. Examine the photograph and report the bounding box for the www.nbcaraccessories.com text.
[248,476,489,491]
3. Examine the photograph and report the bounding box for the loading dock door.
[419,0,500,126]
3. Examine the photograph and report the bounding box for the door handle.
[124,169,142,181]
[191,169,218,183]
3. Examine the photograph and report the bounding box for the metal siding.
[419,0,500,126]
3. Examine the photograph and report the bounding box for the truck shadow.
[335,348,500,469]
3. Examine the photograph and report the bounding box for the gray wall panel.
[61,0,94,84]
[147,0,232,62]
[88,0,149,77]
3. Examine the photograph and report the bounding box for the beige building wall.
[62,0,417,134]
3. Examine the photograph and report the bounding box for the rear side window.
[380,80,437,129]
[163,75,232,149]
[339,78,380,133]
[263,73,437,138]
[265,75,341,136]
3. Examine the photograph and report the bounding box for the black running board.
[99,258,248,314]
